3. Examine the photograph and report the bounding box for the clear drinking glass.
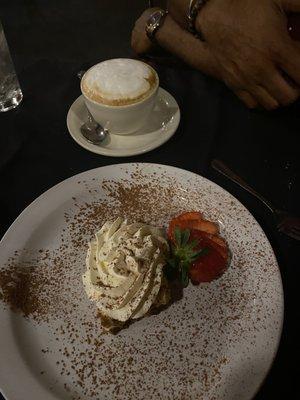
[0,20,23,112]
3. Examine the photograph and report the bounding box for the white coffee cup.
[80,59,159,135]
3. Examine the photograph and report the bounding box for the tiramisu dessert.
[82,217,171,332]
[83,212,230,333]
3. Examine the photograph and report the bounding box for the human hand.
[131,7,260,109]
[131,8,160,55]
[195,0,300,110]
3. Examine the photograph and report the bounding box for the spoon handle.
[211,159,276,214]
[77,70,86,80]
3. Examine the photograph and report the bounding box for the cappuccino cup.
[81,58,159,135]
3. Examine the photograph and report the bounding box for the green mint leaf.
[195,247,209,257]
[171,243,177,255]
[167,258,177,269]
[191,247,210,261]
[164,264,177,281]
[201,247,210,256]
[188,239,199,249]
[190,251,201,259]
[174,226,182,246]
[181,229,190,246]
[181,261,190,271]
[181,268,189,287]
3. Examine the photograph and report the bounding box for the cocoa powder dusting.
[0,165,282,399]
[0,251,76,323]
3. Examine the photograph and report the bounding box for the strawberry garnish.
[189,229,228,283]
[167,211,229,285]
[176,211,203,221]
[167,227,209,287]
[168,212,219,241]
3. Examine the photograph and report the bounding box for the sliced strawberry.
[208,234,227,249]
[176,211,203,221]
[188,229,228,283]
[186,219,219,235]
[168,211,202,241]
[189,250,226,283]
[166,213,229,286]
[168,213,219,241]
[168,218,189,241]
[192,230,228,260]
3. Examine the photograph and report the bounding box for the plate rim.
[0,162,284,400]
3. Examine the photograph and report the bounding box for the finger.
[288,16,300,41]
[234,90,258,109]
[263,67,299,106]
[131,30,143,54]
[167,0,189,28]
[282,0,300,12]
[156,16,222,78]
[250,86,279,110]
[280,40,300,85]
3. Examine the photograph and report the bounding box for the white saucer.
[66,88,180,157]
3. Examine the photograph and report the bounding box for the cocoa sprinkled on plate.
[0,163,283,400]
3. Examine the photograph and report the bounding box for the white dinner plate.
[66,89,180,157]
[0,163,283,400]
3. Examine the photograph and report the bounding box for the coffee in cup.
[81,58,159,135]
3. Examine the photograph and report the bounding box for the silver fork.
[211,159,300,240]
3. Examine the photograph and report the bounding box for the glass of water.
[0,20,23,112]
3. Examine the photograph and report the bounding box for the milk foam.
[82,59,157,106]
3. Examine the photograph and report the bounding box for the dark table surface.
[0,1,299,399]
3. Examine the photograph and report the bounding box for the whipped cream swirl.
[82,218,169,322]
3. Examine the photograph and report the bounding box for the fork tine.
[287,232,300,240]
[278,220,300,231]
[290,228,300,236]
[277,221,292,229]
[279,228,300,240]
[291,226,300,232]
